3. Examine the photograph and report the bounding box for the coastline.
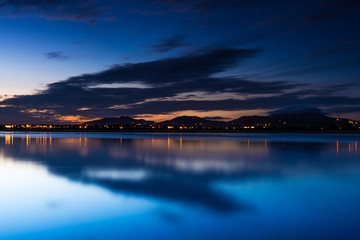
[0,129,359,134]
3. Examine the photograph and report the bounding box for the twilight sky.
[0,0,360,124]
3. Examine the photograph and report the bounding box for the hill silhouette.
[84,107,359,130]
[86,116,154,126]
[159,116,227,128]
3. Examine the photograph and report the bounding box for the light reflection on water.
[0,132,359,240]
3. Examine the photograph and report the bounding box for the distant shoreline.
[0,129,359,134]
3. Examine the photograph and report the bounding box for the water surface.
[0,132,359,239]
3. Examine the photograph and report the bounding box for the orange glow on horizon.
[56,115,101,124]
[134,109,269,122]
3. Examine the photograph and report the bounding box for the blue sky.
[0,0,360,123]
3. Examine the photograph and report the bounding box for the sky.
[0,0,360,124]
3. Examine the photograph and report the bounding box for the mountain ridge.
[84,107,359,130]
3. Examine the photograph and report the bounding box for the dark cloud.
[192,0,254,13]
[134,0,255,15]
[53,48,258,87]
[305,49,343,57]
[338,39,360,46]
[148,35,188,53]
[305,13,343,22]
[250,0,359,33]
[326,0,360,9]
[0,106,35,123]
[1,47,359,123]
[3,48,260,111]
[164,77,304,95]
[45,51,70,61]
[204,116,230,120]
[263,54,360,80]
[298,0,360,26]
[0,0,110,23]
[114,93,360,116]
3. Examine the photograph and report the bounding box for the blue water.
[0,132,359,239]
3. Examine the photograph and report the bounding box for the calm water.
[0,132,359,240]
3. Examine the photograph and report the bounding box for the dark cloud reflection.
[1,133,359,212]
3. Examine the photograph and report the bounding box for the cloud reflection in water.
[0,133,359,239]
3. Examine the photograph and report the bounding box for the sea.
[0,132,359,239]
